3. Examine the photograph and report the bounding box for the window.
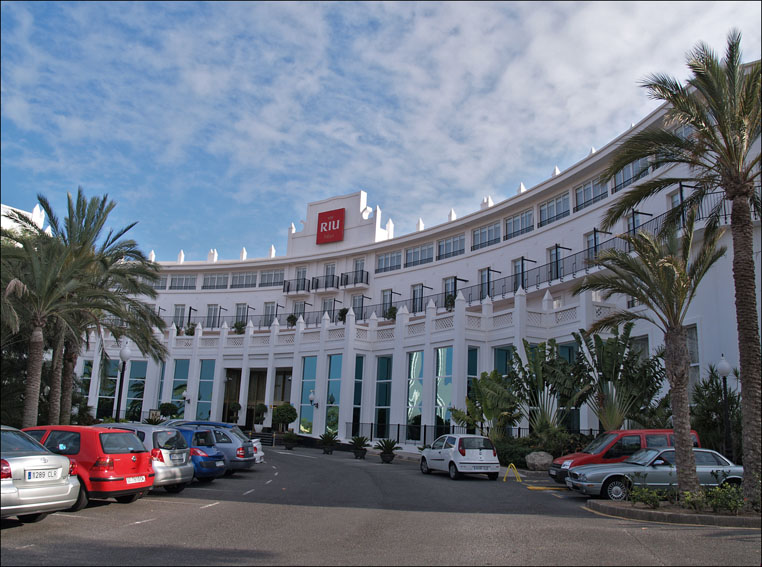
[548,246,565,280]
[406,351,424,441]
[214,430,232,443]
[686,324,700,392]
[325,354,342,435]
[627,295,643,309]
[196,360,215,420]
[467,347,478,398]
[293,301,306,318]
[472,222,501,250]
[494,346,514,377]
[538,194,570,228]
[231,272,257,289]
[382,290,393,314]
[505,209,534,240]
[321,298,334,320]
[479,268,492,300]
[613,157,650,193]
[235,303,248,324]
[80,360,93,398]
[435,347,453,430]
[376,251,402,273]
[169,275,197,290]
[171,359,190,418]
[405,243,434,267]
[437,234,465,260]
[674,123,694,140]
[324,263,336,277]
[631,335,649,360]
[351,356,364,437]
[574,179,608,212]
[605,435,642,458]
[443,277,456,303]
[202,273,228,290]
[259,269,284,287]
[264,302,276,324]
[44,431,81,455]
[353,258,365,272]
[125,361,148,421]
[352,295,364,320]
[411,284,424,313]
[585,232,597,261]
[206,304,220,328]
[96,360,119,419]
[296,266,307,280]
[512,259,523,292]
[300,356,317,434]
[375,356,393,439]
[152,276,168,290]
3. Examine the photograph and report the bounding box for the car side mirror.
[652,458,667,466]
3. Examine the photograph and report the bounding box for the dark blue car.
[174,427,227,482]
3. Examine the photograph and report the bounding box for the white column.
[420,301,436,427]
[337,308,357,440]
[452,291,468,411]
[238,321,254,426]
[389,306,409,433]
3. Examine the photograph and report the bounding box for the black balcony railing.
[283,278,311,293]
[471,237,501,251]
[573,190,608,213]
[503,225,534,241]
[311,275,340,291]
[340,270,369,286]
[537,208,570,228]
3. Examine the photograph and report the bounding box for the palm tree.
[451,370,521,441]
[599,29,760,502]
[573,210,726,494]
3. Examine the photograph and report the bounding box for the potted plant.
[374,438,401,463]
[271,404,298,432]
[228,401,242,422]
[283,431,300,450]
[350,435,370,459]
[445,294,456,312]
[384,306,397,321]
[253,403,268,432]
[184,324,196,336]
[287,313,298,328]
[232,320,246,334]
[337,307,349,323]
[319,431,338,454]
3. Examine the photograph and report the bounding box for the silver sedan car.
[1,425,80,523]
[567,447,743,501]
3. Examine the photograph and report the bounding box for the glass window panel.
[325,406,339,435]
[327,381,341,405]
[328,354,343,380]
[376,382,391,407]
[299,404,313,434]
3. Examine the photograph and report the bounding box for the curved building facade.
[76,100,761,444]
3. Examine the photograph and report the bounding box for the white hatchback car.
[420,434,500,480]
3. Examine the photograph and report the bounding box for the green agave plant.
[374,438,401,453]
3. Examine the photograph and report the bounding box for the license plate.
[170,454,183,462]
[215,461,225,467]
[26,469,60,481]
[549,469,556,476]
[126,475,145,484]
[473,466,489,470]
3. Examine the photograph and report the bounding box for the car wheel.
[448,462,461,480]
[488,472,499,481]
[115,493,140,504]
[224,469,235,477]
[197,477,215,483]
[164,483,187,494]
[68,485,89,512]
[420,458,431,475]
[603,478,629,501]
[17,512,50,523]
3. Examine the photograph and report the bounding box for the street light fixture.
[308,390,319,409]
[115,343,132,420]
[716,354,733,461]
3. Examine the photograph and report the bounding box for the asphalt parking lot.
[2,448,760,565]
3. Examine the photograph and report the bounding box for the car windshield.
[1,430,48,454]
[99,432,147,454]
[461,437,494,450]
[582,433,617,454]
[154,430,188,450]
[625,448,661,465]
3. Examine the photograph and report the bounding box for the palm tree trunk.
[664,326,700,494]
[22,326,45,429]
[729,195,762,507]
[60,339,78,425]
[48,331,65,425]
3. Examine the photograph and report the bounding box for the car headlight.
[576,473,587,481]
[561,460,574,469]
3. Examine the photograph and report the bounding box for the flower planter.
[253,424,263,433]
[322,447,334,455]
[380,452,395,464]
[353,448,367,460]
[284,441,296,450]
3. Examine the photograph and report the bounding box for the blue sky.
[2,1,760,262]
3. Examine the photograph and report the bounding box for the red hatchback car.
[23,426,154,511]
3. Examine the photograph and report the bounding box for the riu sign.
[316,208,345,244]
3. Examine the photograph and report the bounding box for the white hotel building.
[73,100,760,444]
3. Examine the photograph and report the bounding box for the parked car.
[168,420,265,464]
[548,429,701,484]
[99,424,194,493]
[1,425,80,523]
[173,427,227,482]
[420,434,500,480]
[182,425,256,474]
[566,447,742,501]
[23,425,153,510]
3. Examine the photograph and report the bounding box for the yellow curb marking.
[502,463,522,482]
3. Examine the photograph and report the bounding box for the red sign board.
[316,208,345,244]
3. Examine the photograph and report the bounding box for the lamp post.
[115,343,132,421]
[716,354,733,461]
[308,390,319,409]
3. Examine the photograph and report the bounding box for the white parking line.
[243,489,255,495]
[272,465,277,469]
[52,513,98,519]
[265,480,272,485]
[273,451,317,459]
[200,501,220,509]
[274,472,279,476]
[130,518,156,525]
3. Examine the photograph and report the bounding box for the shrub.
[271,404,298,430]
[681,490,707,512]
[254,403,268,424]
[283,431,300,444]
[706,484,744,515]
[232,320,246,334]
[337,307,349,323]
[185,325,196,336]
[630,486,661,509]
[493,437,533,468]
[319,432,338,446]
[287,314,298,327]
[351,436,371,449]
[374,438,401,453]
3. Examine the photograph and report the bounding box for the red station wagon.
[548,429,700,484]
[23,425,154,510]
